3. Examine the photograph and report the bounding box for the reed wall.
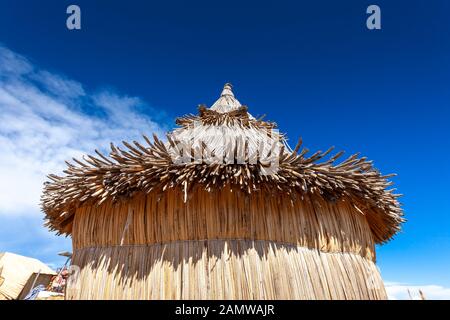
[68,240,386,300]
[68,187,386,299]
[72,187,376,260]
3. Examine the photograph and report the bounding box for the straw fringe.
[42,103,403,242]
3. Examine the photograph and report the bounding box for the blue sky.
[0,0,449,299]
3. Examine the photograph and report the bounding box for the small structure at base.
[0,252,56,300]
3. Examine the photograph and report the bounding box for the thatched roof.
[41,84,403,242]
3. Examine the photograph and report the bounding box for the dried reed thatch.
[42,84,403,300]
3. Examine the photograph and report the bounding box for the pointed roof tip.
[210,82,250,114]
[220,83,234,97]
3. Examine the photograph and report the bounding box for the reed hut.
[0,252,56,300]
[42,84,403,300]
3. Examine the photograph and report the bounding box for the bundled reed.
[68,240,386,300]
[42,84,403,300]
[72,187,376,260]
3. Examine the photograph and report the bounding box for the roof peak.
[210,83,242,113]
[220,83,234,97]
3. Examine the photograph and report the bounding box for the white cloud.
[385,282,450,300]
[32,70,85,99]
[0,46,33,75]
[0,45,168,216]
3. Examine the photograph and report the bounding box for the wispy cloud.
[385,282,450,300]
[0,45,167,216]
[0,45,168,265]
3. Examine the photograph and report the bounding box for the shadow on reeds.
[73,239,308,283]
[72,238,374,286]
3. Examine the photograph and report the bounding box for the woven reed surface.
[72,187,376,260]
[67,240,387,300]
